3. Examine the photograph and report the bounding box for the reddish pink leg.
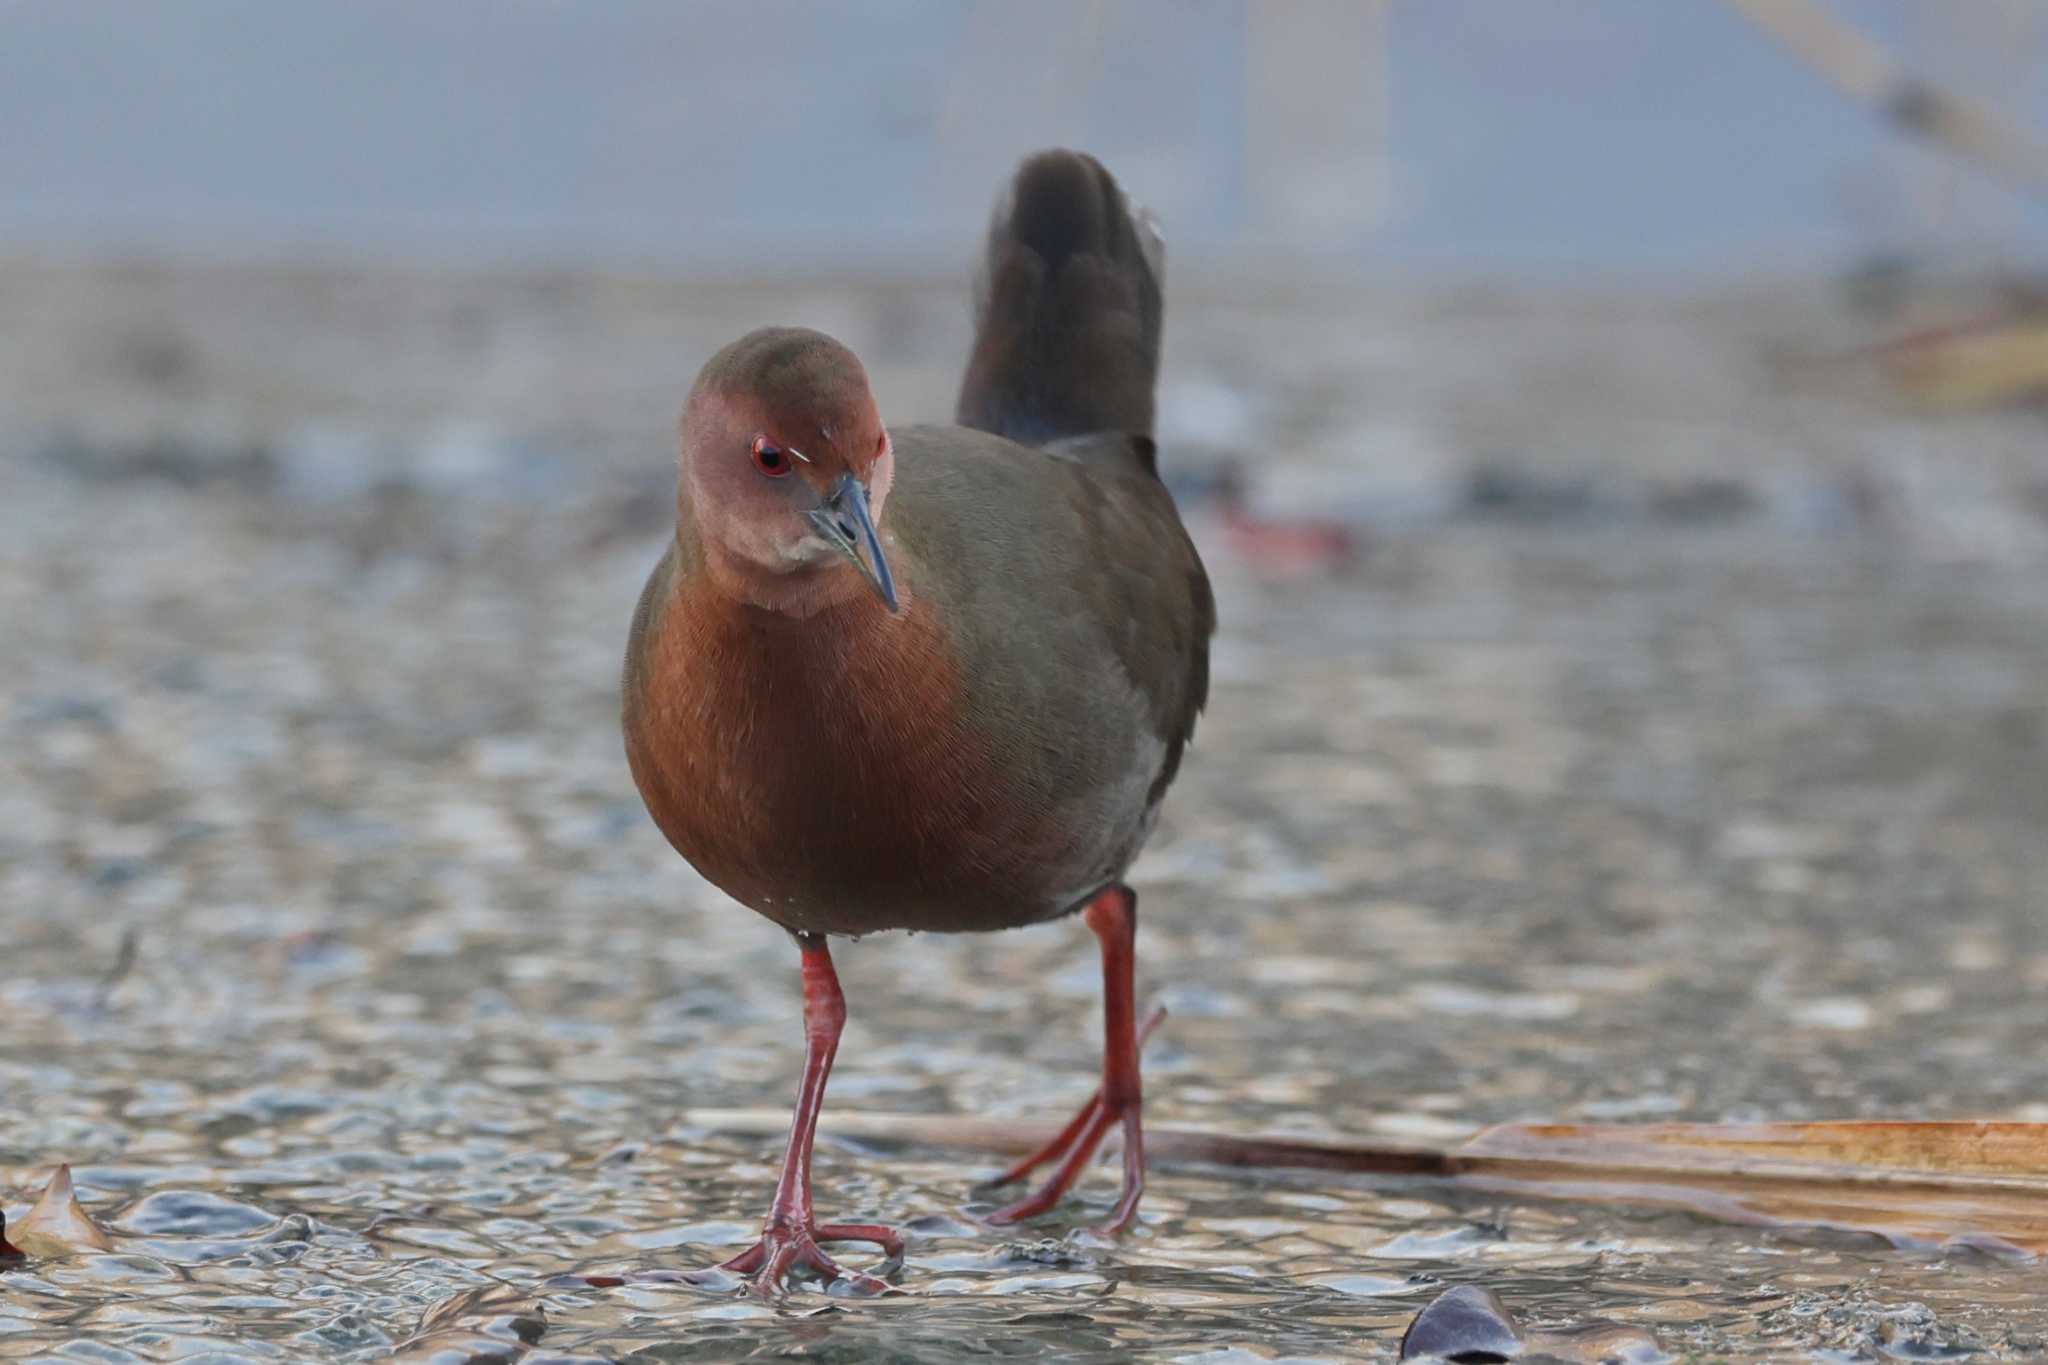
[709,934,900,1297]
[984,885,1149,1233]
[983,1003,1164,1189]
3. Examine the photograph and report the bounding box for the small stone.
[1400,1285,1669,1364]
[1788,997,1874,1031]
[1400,1284,1523,1362]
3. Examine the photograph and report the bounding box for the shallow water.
[6,440,2048,1361]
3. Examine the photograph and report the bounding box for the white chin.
[771,532,840,568]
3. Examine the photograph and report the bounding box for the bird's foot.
[980,1004,1162,1234]
[707,1221,903,1299]
[982,1095,1144,1234]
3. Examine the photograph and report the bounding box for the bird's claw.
[713,1222,903,1299]
[980,1001,1163,1233]
[982,1102,1142,1234]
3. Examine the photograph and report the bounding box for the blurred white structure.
[1,0,2043,276]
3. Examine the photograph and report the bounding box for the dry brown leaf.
[12,1164,114,1258]
[387,1284,546,1363]
[682,1109,2048,1256]
[1461,1119,2048,1177]
[1454,1120,2048,1255]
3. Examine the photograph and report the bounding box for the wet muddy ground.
[5,267,2048,1360]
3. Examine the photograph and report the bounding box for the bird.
[621,148,1214,1297]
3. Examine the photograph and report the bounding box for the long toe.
[985,1101,1126,1227]
[985,1005,1165,1195]
[708,1224,904,1299]
[1095,1105,1145,1236]
[982,1096,1104,1191]
[802,1246,895,1298]
[815,1222,906,1265]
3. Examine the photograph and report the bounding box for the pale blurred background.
[4,0,2045,274]
[6,0,2048,543]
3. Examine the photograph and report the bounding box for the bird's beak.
[805,472,899,613]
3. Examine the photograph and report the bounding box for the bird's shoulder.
[885,423,1214,764]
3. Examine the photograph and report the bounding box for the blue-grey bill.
[807,473,899,613]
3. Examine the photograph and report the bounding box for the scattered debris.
[39,432,277,488]
[387,1284,548,1365]
[94,927,139,1011]
[1214,469,1359,577]
[1876,315,2048,410]
[1463,467,1608,524]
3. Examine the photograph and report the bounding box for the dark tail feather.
[955,149,1164,446]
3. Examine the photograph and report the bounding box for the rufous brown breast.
[623,540,1097,937]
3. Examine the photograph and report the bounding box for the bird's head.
[678,327,898,617]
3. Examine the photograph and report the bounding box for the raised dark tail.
[955,149,1164,446]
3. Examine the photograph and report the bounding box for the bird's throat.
[694,523,880,620]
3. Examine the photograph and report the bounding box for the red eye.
[751,435,792,478]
